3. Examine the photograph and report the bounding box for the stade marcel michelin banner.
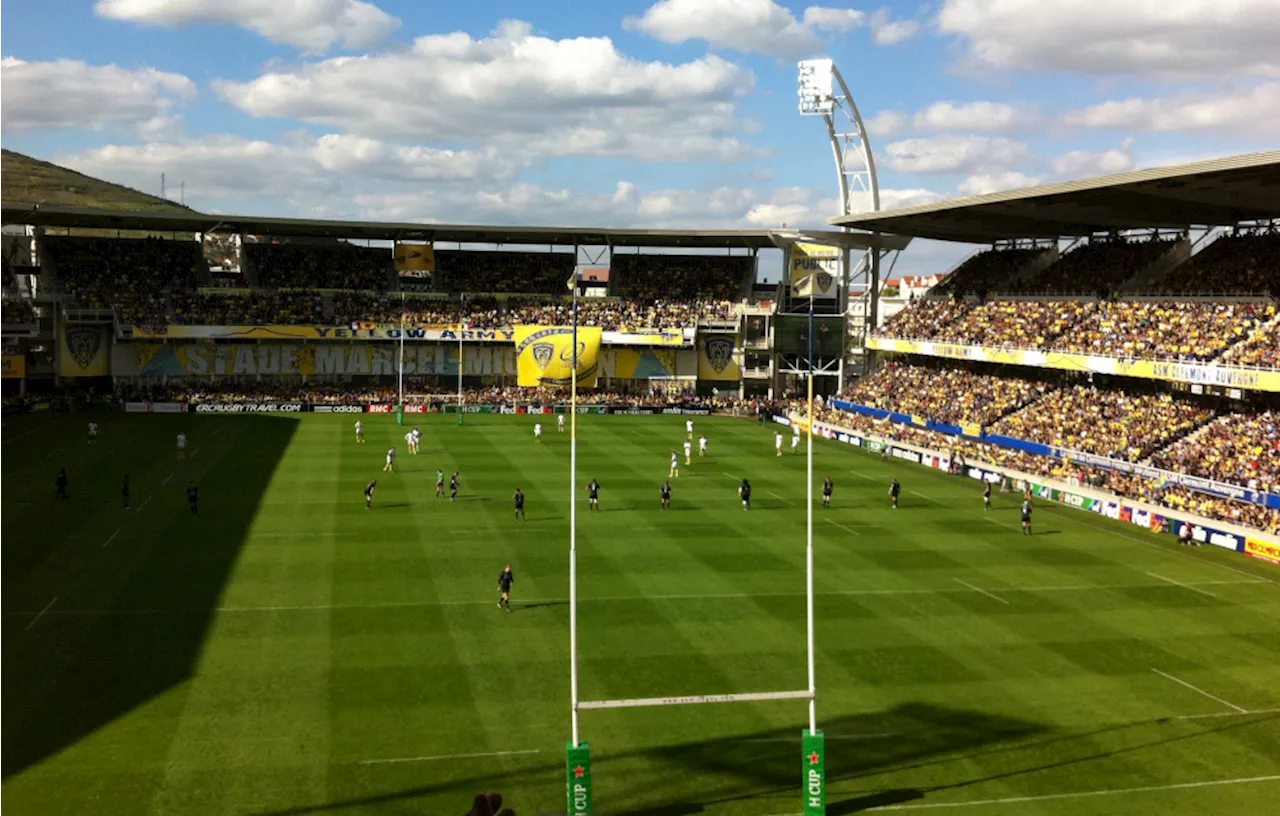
[132,324,692,346]
[867,337,1280,394]
[514,326,602,388]
[789,243,840,298]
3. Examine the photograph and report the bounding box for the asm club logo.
[532,343,554,370]
[704,337,734,373]
[65,326,101,369]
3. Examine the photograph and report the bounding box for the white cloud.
[868,8,921,45]
[956,171,1041,196]
[0,57,195,135]
[356,182,844,230]
[53,133,525,205]
[1051,139,1135,178]
[913,101,1026,132]
[213,20,757,163]
[938,0,1280,79]
[94,0,400,53]
[882,135,1032,174]
[623,0,865,59]
[865,110,910,138]
[1063,83,1280,138]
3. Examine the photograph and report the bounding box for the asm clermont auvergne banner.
[514,326,602,388]
[698,335,740,380]
[60,325,111,377]
[789,243,840,298]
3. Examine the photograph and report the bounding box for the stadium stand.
[246,242,391,290]
[987,384,1212,462]
[933,300,1093,346]
[1048,301,1275,362]
[1150,229,1280,295]
[171,291,324,325]
[2,298,37,324]
[1150,411,1279,492]
[610,254,748,301]
[436,250,575,295]
[841,362,1055,427]
[1226,318,1280,367]
[1009,236,1180,295]
[932,246,1048,297]
[877,298,969,339]
[45,236,203,329]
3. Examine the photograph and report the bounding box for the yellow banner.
[1,354,26,378]
[867,337,1280,394]
[962,422,982,438]
[789,243,840,297]
[60,325,111,377]
[514,325,602,388]
[131,325,690,346]
[698,335,740,380]
[394,242,435,276]
[1245,538,1280,564]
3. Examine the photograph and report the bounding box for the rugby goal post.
[564,309,825,816]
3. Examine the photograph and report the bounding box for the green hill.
[1,149,197,214]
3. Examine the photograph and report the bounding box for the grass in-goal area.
[2,412,1278,816]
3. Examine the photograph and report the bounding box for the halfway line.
[102,527,123,548]
[1152,668,1247,713]
[161,473,174,486]
[953,578,1010,605]
[359,749,541,765]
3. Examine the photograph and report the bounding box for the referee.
[497,564,514,612]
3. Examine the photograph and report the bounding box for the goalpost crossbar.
[577,689,813,711]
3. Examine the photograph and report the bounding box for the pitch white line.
[1175,707,1280,721]
[1145,571,1218,598]
[767,490,793,505]
[723,472,739,480]
[853,471,877,480]
[1039,506,1278,586]
[359,749,541,765]
[909,490,933,501]
[1152,669,1247,713]
[826,519,861,536]
[864,775,1280,812]
[191,448,201,458]
[11,579,1265,619]
[136,495,153,513]
[102,527,123,548]
[26,597,58,631]
[953,578,1010,605]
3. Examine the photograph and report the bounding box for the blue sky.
[2,0,1277,273]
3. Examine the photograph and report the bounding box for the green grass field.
[3,412,1278,815]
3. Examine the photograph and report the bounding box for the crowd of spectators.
[811,403,1278,533]
[841,363,1055,427]
[2,298,37,324]
[878,299,969,339]
[247,243,391,290]
[1010,237,1180,295]
[436,250,575,295]
[1151,231,1280,295]
[933,247,1049,297]
[1049,301,1274,362]
[505,298,729,331]
[933,300,1093,346]
[48,236,203,329]
[1150,411,1279,492]
[610,255,748,302]
[171,291,324,325]
[989,385,1212,462]
[1226,319,1280,368]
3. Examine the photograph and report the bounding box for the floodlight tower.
[798,59,885,375]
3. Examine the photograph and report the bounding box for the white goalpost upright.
[564,292,825,813]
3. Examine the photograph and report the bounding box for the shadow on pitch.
[2,415,300,781]
[519,601,569,611]
[248,702,1046,816]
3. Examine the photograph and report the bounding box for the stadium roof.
[0,202,800,251]
[829,151,1280,244]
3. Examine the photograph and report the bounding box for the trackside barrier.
[798,414,1280,556]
